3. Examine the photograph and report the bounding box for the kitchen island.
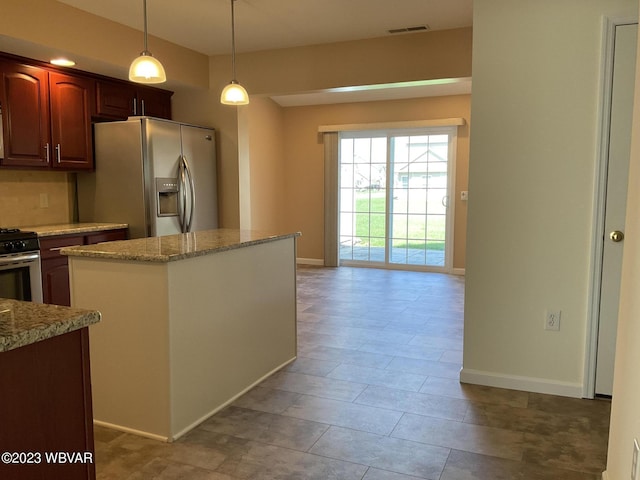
[62,229,299,442]
[0,299,100,480]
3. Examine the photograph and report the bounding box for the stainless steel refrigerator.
[77,117,218,238]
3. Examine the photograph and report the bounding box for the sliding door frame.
[327,125,458,273]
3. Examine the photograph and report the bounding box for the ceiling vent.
[387,25,430,35]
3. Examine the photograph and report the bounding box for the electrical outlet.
[632,439,640,480]
[545,310,561,331]
[39,193,49,208]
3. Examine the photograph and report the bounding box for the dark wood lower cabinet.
[42,255,72,306]
[0,328,96,480]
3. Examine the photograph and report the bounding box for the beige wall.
[0,0,208,89]
[606,0,640,476]
[0,1,472,244]
[211,27,473,233]
[463,0,637,396]
[240,97,287,232]
[211,28,473,96]
[280,95,470,267]
[0,171,74,227]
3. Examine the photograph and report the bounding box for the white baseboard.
[296,258,324,266]
[460,368,584,398]
[93,420,169,443]
[452,268,466,276]
[602,470,609,480]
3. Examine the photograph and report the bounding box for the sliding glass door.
[339,127,456,270]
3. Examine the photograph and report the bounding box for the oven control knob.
[3,241,25,251]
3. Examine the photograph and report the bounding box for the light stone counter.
[0,299,100,353]
[61,229,300,262]
[20,222,128,237]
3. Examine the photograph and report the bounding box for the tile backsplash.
[0,170,74,227]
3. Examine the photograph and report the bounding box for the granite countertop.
[20,222,129,237]
[61,229,301,263]
[0,299,101,353]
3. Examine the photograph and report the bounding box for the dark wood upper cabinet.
[0,61,51,168]
[136,86,173,119]
[96,80,172,120]
[0,51,173,172]
[95,80,137,119]
[49,72,95,170]
[0,63,94,170]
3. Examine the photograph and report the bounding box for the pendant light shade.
[129,53,166,84]
[221,81,249,105]
[129,0,166,84]
[221,0,249,105]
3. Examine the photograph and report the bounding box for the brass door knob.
[610,230,625,242]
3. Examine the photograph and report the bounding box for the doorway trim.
[584,16,637,399]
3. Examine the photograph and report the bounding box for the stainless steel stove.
[0,228,42,302]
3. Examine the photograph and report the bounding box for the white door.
[595,23,637,396]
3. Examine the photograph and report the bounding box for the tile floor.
[95,266,611,479]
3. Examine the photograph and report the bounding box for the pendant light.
[129,0,166,84]
[220,0,249,105]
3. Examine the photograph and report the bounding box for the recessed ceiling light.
[50,58,76,67]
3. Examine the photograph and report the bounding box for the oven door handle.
[0,252,40,266]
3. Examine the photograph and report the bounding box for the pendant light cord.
[231,0,237,81]
[143,0,149,53]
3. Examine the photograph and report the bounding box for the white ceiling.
[57,0,473,56]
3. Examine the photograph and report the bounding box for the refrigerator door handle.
[178,156,187,233]
[182,155,196,232]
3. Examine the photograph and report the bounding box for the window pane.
[354,138,371,163]
[408,189,426,214]
[340,139,353,163]
[426,215,446,241]
[340,163,354,188]
[407,215,427,240]
[426,189,447,214]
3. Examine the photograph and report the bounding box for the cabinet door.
[50,72,95,170]
[40,234,84,307]
[0,62,50,167]
[41,256,71,306]
[137,86,173,119]
[0,329,96,480]
[96,80,136,119]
